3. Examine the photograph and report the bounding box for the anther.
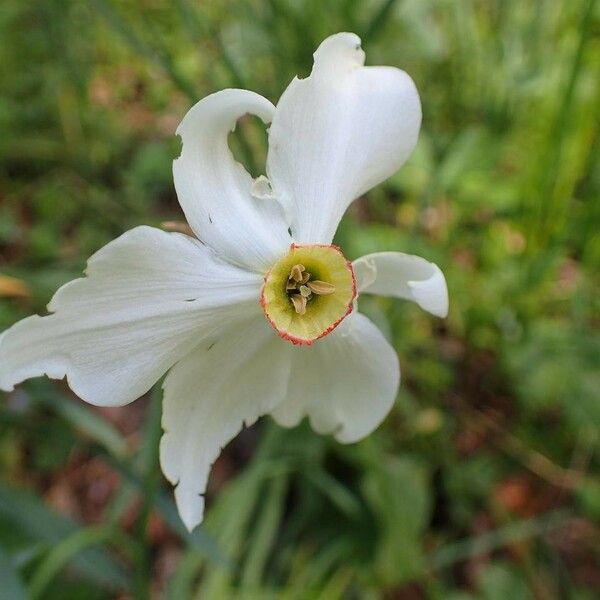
[286,263,338,314]
[307,280,336,295]
[290,264,305,282]
[290,294,307,315]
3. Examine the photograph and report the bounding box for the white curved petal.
[0,226,261,406]
[174,89,291,272]
[160,317,291,531]
[270,312,399,443]
[267,32,421,244]
[353,252,448,318]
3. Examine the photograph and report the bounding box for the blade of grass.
[173,0,259,174]
[166,547,204,600]
[307,470,362,521]
[132,387,163,600]
[362,0,402,43]
[240,473,288,587]
[91,0,198,101]
[30,381,127,460]
[427,509,572,571]
[174,0,247,89]
[284,538,354,595]
[0,548,27,600]
[530,0,596,250]
[11,543,48,570]
[0,482,130,591]
[96,0,259,175]
[100,447,226,564]
[314,568,354,600]
[28,526,127,600]
[198,425,291,597]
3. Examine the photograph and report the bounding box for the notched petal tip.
[313,32,365,71]
[175,484,205,533]
[171,133,184,161]
[267,32,421,244]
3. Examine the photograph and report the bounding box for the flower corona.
[260,244,356,345]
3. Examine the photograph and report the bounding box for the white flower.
[0,33,448,532]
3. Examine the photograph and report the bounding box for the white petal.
[267,32,421,244]
[0,226,261,406]
[173,89,291,272]
[270,313,399,443]
[353,252,448,318]
[160,317,291,531]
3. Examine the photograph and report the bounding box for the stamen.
[290,294,307,315]
[290,264,305,282]
[307,280,336,295]
[286,261,337,314]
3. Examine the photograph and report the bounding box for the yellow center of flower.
[260,244,356,345]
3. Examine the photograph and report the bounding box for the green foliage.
[0,0,598,597]
[478,562,532,600]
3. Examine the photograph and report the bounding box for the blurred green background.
[0,0,599,598]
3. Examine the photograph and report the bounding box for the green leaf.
[0,548,27,600]
[29,381,127,459]
[362,455,431,584]
[101,451,225,564]
[240,473,288,587]
[0,482,130,591]
[307,470,362,521]
[478,561,533,600]
[576,476,600,521]
[429,510,571,571]
[28,526,120,600]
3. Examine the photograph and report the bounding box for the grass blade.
[28,526,120,600]
[428,510,572,571]
[0,482,130,591]
[0,548,27,600]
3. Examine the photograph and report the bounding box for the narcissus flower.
[0,33,448,531]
